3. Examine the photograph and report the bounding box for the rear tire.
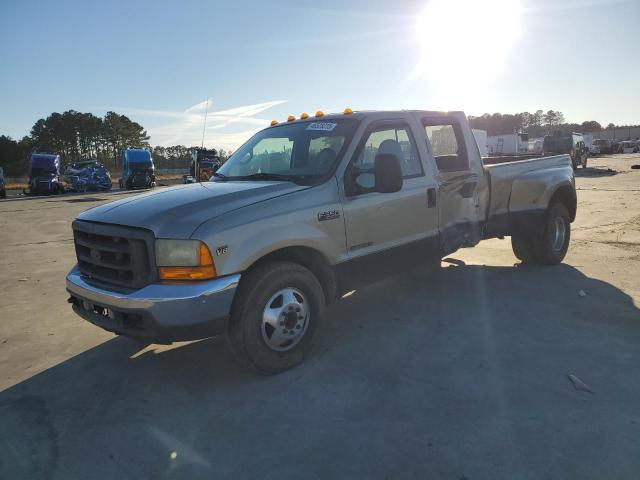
[226,261,325,374]
[531,203,571,265]
[511,234,536,263]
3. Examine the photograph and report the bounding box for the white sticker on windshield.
[306,122,337,132]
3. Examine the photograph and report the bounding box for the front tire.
[227,261,325,374]
[531,203,571,264]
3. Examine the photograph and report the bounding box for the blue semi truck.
[118,149,155,190]
[24,153,64,195]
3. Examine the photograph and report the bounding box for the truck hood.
[78,181,309,237]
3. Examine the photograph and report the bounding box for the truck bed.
[484,154,574,233]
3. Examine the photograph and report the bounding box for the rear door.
[339,118,439,288]
[422,115,486,255]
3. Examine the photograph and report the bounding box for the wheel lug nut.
[283,329,288,334]
[296,325,301,329]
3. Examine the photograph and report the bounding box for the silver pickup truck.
[66,110,576,373]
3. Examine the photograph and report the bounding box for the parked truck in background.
[66,109,576,374]
[543,132,589,169]
[182,148,221,184]
[593,139,613,154]
[0,167,5,199]
[620,140,639,153]
[119,149,155,190]
[24,153,64,195]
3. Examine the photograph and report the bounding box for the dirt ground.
[1,154,639,479]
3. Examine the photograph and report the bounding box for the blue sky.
[1,0,638,149]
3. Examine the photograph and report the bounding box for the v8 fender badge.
[317,210,340,222]
[215,245,228,256]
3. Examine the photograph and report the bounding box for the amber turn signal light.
[159,242,216,281]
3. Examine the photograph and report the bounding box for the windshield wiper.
[235,172,298,183]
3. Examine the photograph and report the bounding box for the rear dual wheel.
[511,203,570,265]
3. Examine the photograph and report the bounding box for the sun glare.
[415,0,523,79]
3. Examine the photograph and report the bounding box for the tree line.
[468,109,637,138]
[1,108,637,178]
[150,145,230,171]
[0,110,230,178]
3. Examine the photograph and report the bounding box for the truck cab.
[24,153,64,195]
[183,148,221,184]
[119,149,155,190]
[543,132,589,169]
[67,109,576,374]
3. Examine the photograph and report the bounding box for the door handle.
[427,187,436,208]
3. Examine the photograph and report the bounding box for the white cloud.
[116,98,286,150]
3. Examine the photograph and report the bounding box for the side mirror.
[374,153,403,193]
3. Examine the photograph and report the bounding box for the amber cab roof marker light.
[315,111,324,117]
[287,115,296,122]
[270,120,278,126]
[343,107,353,115]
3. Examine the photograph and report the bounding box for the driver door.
[340,120,439,288]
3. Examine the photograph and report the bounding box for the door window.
[352,126,423,178]
[424,122,469,172]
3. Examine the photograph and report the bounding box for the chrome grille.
[72,220,156,289]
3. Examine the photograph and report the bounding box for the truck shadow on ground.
[2,262,640,479]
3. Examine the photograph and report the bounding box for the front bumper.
[66,265,240,343]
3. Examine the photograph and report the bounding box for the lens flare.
[415,0,523,79]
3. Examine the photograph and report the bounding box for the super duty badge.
[318,210,340,222]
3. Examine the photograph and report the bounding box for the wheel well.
[549,185,577,221]
[247,247,338,304]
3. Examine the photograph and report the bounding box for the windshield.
[217,119,356,184]
[129,162,153,170]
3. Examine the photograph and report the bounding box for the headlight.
[155,239,216,280]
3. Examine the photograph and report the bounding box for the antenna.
[201,98,209,148]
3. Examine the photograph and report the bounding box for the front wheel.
[531,203,571,264]
[226,261,325,374]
